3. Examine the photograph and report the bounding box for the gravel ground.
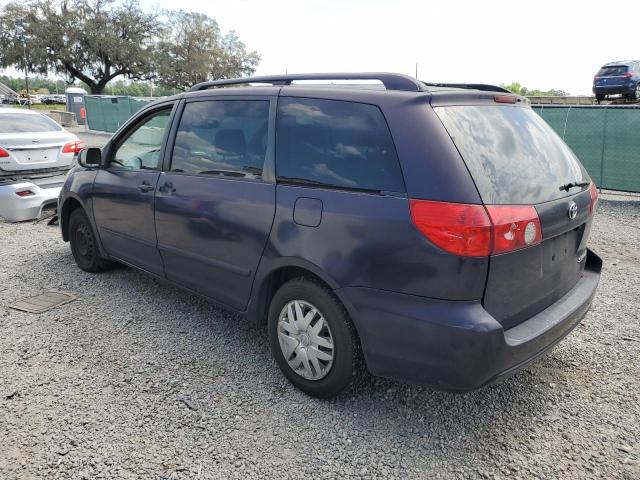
[0,200,638,480]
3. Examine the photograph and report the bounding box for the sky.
[137,0,640,95]
[4,0,640,95]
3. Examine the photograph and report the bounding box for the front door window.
[110,110,171,170]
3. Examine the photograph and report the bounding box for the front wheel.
[68,208,113,273]
[268,278,364,398]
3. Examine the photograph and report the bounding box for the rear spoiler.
[423,82,511,94]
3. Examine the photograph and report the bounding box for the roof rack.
[422,82,511,94]
[189,73,426,92]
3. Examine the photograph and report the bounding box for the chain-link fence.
[533,105,640,193]
[84,95,155,133]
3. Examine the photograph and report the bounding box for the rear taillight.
[409,200,542,257]
[0,147,9,158]
[594,76,600,80]
[409,200,492,256]
[16,190,34,197]
[589,182,599,215]
[623,72,633,78]
[484,205,542,254]
[62,140,85,154]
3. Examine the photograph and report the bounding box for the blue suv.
[59,73,602,398]
[593,61,640,102]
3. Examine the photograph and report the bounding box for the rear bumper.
[0,176,65,222]
[593,84,635,95]
[337,249,602,391]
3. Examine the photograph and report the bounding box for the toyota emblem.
[568,201,578,220]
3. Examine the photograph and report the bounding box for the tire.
[68,208,113,273]
[267,277,365,398]
[595,93,605,102]
[633,83,640,100]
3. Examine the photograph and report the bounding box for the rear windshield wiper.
[559,181,590,192]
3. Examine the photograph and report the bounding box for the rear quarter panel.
[261,185,488,300]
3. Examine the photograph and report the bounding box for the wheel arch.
[248,258,346,327]
[60,195,84,242]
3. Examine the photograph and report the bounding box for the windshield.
[434,105,589,205]
[0,113,63,133]
[597,65,629,76]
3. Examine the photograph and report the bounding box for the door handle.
[138,182,154,192]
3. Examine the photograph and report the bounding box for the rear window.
[276,97,405,193]
[0,113,63,133]
[597,65,629,76]
[434,105,589,205]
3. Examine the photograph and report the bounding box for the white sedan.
[0,108,83,222]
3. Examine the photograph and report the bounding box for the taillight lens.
[623,72,633,78]
[409,200,543,257]
[589,182,599,215]
[62,140,85,154]
[0,147,9,158]
[409,200,492,256]
[484,205,542,254]
[16,190,34,197]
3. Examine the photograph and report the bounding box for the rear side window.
[171,100,269,179]
[434,105,589,205]
[0,113,62,133]
[276,97,405,193]
[597,65,629,76]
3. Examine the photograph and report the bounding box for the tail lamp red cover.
[409,200,543,257]
[62,140,85,154]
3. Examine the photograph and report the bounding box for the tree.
[501,82,569,97]
[0,0,162,94]
[500,82,528,96]
[155,10,260,91]
[0,75,68,94]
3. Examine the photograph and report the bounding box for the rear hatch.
[434,100,596,329]
[594,65,629,88]
[0,111,77,176]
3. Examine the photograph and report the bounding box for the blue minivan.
[59,73,602,398]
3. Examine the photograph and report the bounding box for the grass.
[11,104,59,111]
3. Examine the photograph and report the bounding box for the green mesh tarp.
[534,105,640,193]
[85,96,155,133]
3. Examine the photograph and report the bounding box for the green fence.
[84,95,155,133]
[533,105,640,193]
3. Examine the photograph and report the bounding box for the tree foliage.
[0,0,161,94]
[155,11,260,91]
[0,75,68,95]
[0,1,260,94]
[501,82,569,97]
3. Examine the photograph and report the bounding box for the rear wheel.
[595,93,605,102]
[268,278,364,398]
[68,209,113,273]
[633,83,640,100]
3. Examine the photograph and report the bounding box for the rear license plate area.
[12,148,59,164]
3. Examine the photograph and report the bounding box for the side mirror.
[78,147,102,168]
